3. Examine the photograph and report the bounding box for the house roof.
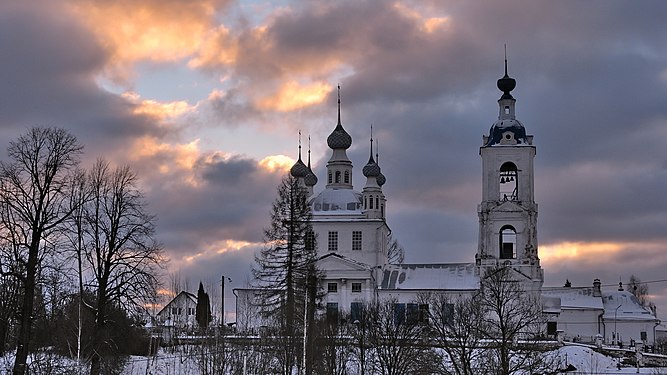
[157,291,197,316]
[542,287,604,310]
[601,290,657,321]
[380,263,479,291]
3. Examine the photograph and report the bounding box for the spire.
[368,124,375,164]
[363,124,380,178]
[327,84,352,150]
[307,135,311,168]
[376,138,386,186]
[304,134,318,187]
[337,84,341,126]
[497,44,516,99]
[298,130,302,161]
[290,130,308,178]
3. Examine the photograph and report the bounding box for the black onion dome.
[290,159,309,178]
[363,156,381,177]
[376,172,386,186]
[327,123,352,149]
[497,74,516,99]
[304,169,318,186]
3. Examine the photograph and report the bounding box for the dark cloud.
[4,0,667,318]
[0,2,168,158]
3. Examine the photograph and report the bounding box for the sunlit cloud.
[188,25,238,69]
[393,2,450,34]
[182,239,262,264]
[131,137,200,177]
[259,155,295,173]
[69,0,221,81]
[122,91,195,119]
[257,80,333,112]
[540,241,624,264]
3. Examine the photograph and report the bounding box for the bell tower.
[476,56,543,290]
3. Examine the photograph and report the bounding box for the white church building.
[235,64,660,347]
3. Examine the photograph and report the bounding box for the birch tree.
[0,127,83,375]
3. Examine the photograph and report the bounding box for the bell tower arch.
[476,56,543,289]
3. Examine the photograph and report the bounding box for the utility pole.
[221,276,232,328]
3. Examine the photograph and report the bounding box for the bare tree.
[0,128,84,375]
[252,175,318,375]
[425,292,486,375]
[366,299,439,375]
[387,233,405,264]
[76,159,164,375]
[627,275,653,310]
[478,267,550,375]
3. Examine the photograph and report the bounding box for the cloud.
[69,0,231,82]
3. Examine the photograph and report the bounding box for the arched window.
[364,196,367,210]
[344,171,350,184]
[375,196,379,210]
[328,172,332,184]
[335,171,341,183]
[499,225,517,259]
[369,195,374,209]
[499,162,518,201]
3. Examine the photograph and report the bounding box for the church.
[234,63,660,348]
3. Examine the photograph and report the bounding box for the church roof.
[380,263,479,291]
[311,188,362,214]
[542,288,604,310]
[602,290,656,321]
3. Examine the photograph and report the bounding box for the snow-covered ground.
[1,344,667,374]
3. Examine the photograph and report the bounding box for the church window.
[499,162,518,201]
[328,172,332,184]
[375,196,379,209]
[344,171,350,184]
[305,230,315,251]
[326,303,339,324]
[364,196,367,209]
[504,105,510,115]
[381,204,385,218]
[369,195,374,209]
[351,302,363,323]
[328,231,338,252]
[352,231,362,251]
[500,225,517,259]
[393,303,406,325]
[352,282,362,293]
[335,171,341,183]
[328,283,338,293]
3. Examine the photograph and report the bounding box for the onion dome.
[290,158,308,178]
[376,171,386,186]
[290,133,309,178]
[304,136,318,186]
[304,170,318,186]
[497,47,516,99]
[327,123,352,150]
[327,86,352,149]
[363,155,380,177]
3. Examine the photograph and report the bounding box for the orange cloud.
[257,80,333,112]
[131,137,200,177]
[122,91,194,119]
[70,0,222,80]
[259,155,295,173]
[182,239,261,264]
[540,241,624,264]
[393,2,450,34]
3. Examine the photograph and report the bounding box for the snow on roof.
[310,188,363,215]
[542,287,604,310]
[602,290,657,321]
[380,263,479,291]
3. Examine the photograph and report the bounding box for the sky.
[1,0,666,321]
